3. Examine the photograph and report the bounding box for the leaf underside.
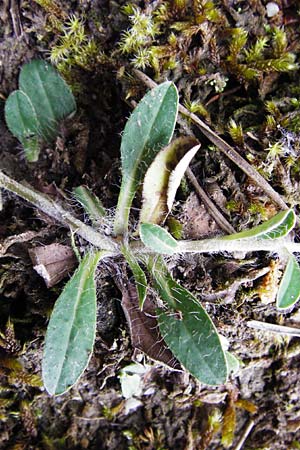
[114,81,178,235]
[221,209,295,240]
[42,251,104,395]
[277,254,300,310]
[166,143,200,212]
[140,136,199,225]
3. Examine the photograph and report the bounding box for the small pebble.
[266,2,280,18]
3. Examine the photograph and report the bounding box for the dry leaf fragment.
[28,243,77,288]
[0,230,46,257]
[121,281,181,370]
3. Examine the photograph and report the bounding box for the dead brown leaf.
[121,281,181,370]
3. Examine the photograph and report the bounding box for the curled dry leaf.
[121,281,181,370]
[167,143,200,212]
[140,136,199,225]
[0,230,46,257]
[28,243,77,288]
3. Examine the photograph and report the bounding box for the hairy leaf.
[140,223,178,255]
[42,251,105,395]
[140,137,198,224]
[5,60,76,161]
[221,209,295,240]
[73,185,105,227]
[121,245,147,309]
[150,258,228,385]
[277,254,300,310]
[167,143,200,211]
[114,81,178,235]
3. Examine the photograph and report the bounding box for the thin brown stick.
[10,0,23,37]
[133,69,288,212]
[175,108,235,234]
[186,167,235,234]
[247,320,300,338]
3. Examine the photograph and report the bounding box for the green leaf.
[42,251,105,395]
[73,185,105,227]
[19,60,76,141]
[221,209,295,240]
[225,351,240,375]
[4,91,40,162]
[121,245,147,309]
[150,258,228,385]
[167,216,183,239]
[140,137,198,225]
[5,60,76,161]
[276,254,300,310]
[114,81,178,235]
[140,223,178,255]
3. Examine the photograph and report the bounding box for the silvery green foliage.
[149,257,228,385]
[277,254,300,310]
[114,81,178,235]
[42,252,105,395]
[140,223,178,255]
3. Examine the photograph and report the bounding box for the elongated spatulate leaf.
[221,209,295,240]
[140,223,178,255]
[5,60,76,161]
[277,254,300,310]
[140,137,199,224]
[150,258,228,385]
[114,81,178,235]
[121,245,147,309]
[42,251,106,395]
[73,185,105,227]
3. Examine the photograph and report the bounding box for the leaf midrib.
[121,84,172,179]
[52,257,94,393]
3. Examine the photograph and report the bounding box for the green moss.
[227,119,244,145]
[227,27,298,80]
[50,15,103,76]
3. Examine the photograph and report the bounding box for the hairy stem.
[176,238,300,254]
[0,170,118,253]
[2,170,299,258]
[130,237,300,255]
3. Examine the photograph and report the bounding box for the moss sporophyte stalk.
[2,61,300,395]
